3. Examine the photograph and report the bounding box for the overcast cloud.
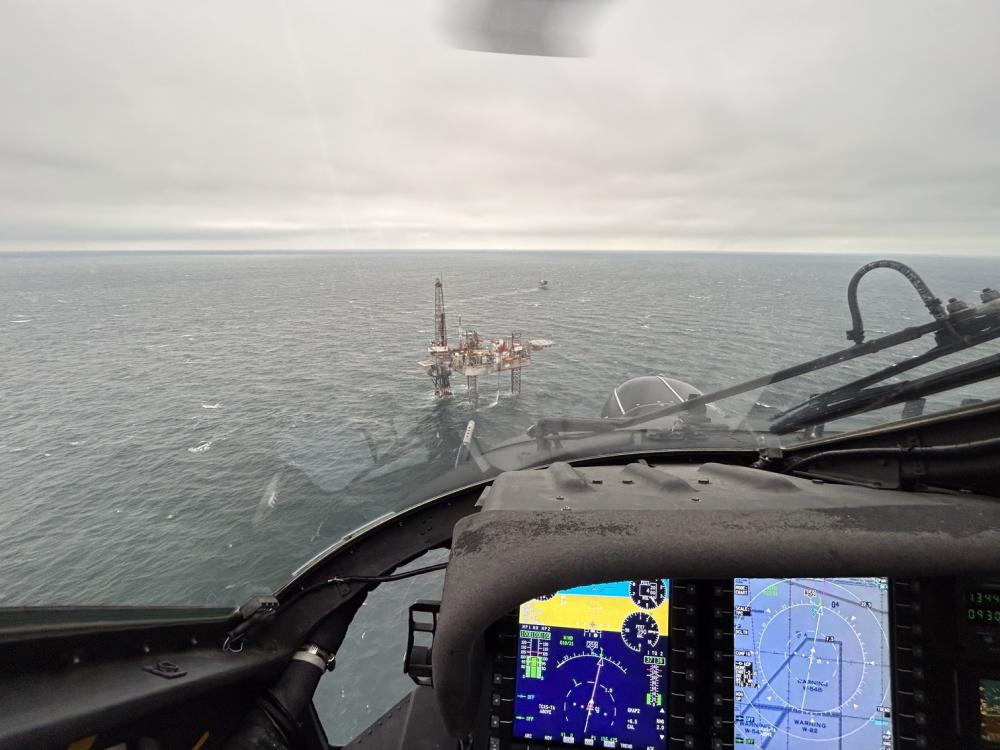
[1,0,998,252]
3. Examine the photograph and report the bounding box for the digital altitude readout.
[733,578,893,750]
[967,587,1000,628]
[513,580,669,749]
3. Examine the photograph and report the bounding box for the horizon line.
[3,247,998,258]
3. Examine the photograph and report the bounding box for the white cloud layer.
[1,0,999,251]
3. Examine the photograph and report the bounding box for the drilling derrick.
[426,278,452,395]
[434,278,447,348]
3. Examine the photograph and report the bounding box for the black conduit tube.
[846,259,949,344]
[786,435,1000,473]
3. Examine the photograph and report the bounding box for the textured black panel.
[432,461,1000,736]
[344,687,453,750]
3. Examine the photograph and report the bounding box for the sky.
[1,0,998,253]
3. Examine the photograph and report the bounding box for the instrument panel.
[478,578,1000,750]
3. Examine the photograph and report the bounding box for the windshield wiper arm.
[770,324,1000,425]
[769,349,1000,434]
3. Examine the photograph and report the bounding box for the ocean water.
[3,250,999,739]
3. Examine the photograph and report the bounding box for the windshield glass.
[2,2,999,608]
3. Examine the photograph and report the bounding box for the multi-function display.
[733,577,893,749]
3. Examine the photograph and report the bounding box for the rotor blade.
[444,0,608,57]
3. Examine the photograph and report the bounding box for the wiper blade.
[769,349,1000,434]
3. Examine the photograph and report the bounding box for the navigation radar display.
[514,580,670,749]
[733,578,893,749]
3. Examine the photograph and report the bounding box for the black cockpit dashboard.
[427,460,1000,750]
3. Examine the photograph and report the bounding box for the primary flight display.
[513,580,670,749]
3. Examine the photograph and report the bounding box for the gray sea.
[3,250,998,739]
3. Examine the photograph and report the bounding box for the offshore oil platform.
[418,278,553,399]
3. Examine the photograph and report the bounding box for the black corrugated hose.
[222,595,366,750]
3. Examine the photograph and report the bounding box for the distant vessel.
[538,279,549,289]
